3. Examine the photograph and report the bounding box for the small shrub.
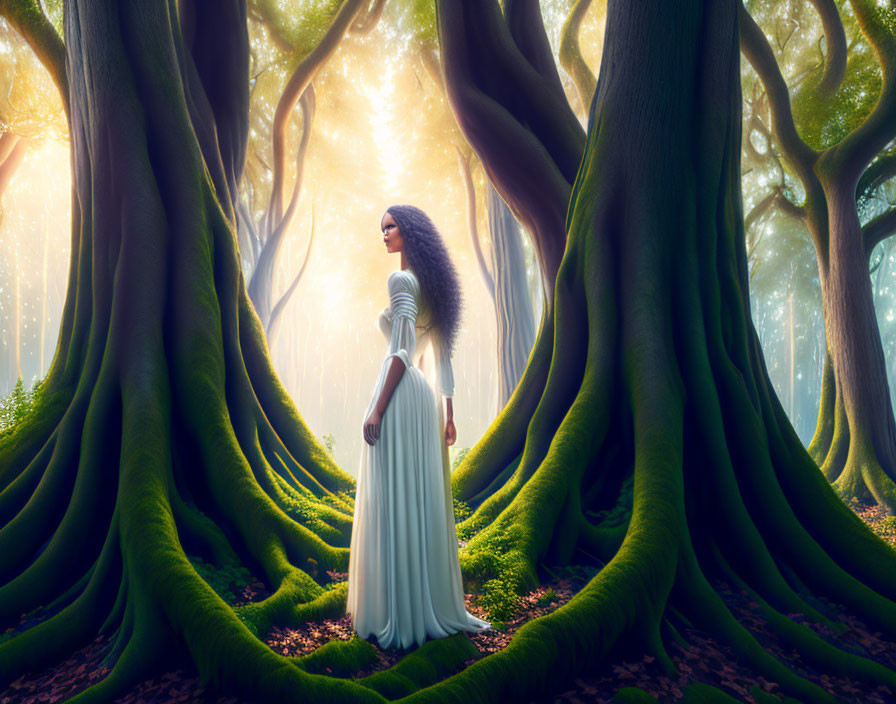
[454,497,472,522]
[477,577,521,621]
[188,555,257,605]
[536,588,559,606]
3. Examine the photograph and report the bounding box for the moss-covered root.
[831,431,896,511]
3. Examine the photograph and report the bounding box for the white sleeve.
[434,333,454,398]
[386,272,417,370]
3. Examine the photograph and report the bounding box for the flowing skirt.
[347,356,491,650]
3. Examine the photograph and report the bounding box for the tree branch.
[775,191,808,220]
[456,146,495,298]
[503,0,568,104]
[268,0,366,226]
[267,205,316,344]
[857,147,896,202]
[822,0,896,183]
[863,205,896,256]
[739,2,819,184]
[350,0,385,35]
[807,0,847,94]
[745,189,778,232]
[0,0,68,112]
[559,0,597,118]
[0,133,25,200]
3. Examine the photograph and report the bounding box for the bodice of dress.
[378,269,455,398]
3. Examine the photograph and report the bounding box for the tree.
[0,3,359,701]
[455,147,538,413]
[448,0,896,700]
[241,0,384,346]
[436,0,586,306]
[3,1,896,703]
[740,0,896,510]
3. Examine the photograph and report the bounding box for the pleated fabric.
[347,269,491,650]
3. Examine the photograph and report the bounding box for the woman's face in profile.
[381,212,404,254]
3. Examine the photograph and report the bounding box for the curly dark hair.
[385,204,463,354]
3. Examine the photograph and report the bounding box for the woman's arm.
[444,397,456,446]
[363,356,406,445]
[376,356,407,416]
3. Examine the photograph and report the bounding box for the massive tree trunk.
[436,0,579,511]
[436,0,585,307]
[0,3,360,701]
[450,0,896,701]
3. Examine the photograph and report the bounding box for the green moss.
[749,685,805,704]
[451,446,471,472]
[679,681,742,703]
[294,635,378,677]
[612,687,658,703]
[453,497,472,522]
[458,524,535,621]
[356,633,480,698]
[477,577,521,621]
[187,554,257,605]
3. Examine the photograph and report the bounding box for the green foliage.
[536,587,559,606]
[461,524,531,622]
[0,377,36,435]
[791,50,882,151]
[456,512,488,541]
[321,432,336,458]
[476,577,520,621]
[453,497,472,522]
[384,0,437,47]
[187,555,257,605]
[279,489,324,526]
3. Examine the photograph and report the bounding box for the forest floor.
[3,500,896,704]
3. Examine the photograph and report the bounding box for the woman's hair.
[386,204,463,354]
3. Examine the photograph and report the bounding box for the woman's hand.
[445,418,456,446]
[364,409,383,446]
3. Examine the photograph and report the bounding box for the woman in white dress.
[347,204,492,650]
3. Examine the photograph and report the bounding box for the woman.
[346,204,491,650]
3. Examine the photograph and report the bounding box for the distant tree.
[740,0,896,510]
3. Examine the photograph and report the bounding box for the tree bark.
[486,182,536,412]
[435,0,585,306]
[0,3,361,701]
[446,2,896,701]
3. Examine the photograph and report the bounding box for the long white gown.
[347,268,492,650]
